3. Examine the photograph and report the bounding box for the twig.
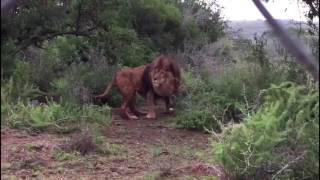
[272,151,307,179]
[252,0,319,81]
[75,1,82,33]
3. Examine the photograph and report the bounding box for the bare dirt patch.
[1,108,229,179]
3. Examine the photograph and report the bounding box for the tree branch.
[1,0,17,11]
[75,1,82,33]
[252,0,319,81]
[271,151,307,179]
[302,0,319,20]
[13,28,95,55]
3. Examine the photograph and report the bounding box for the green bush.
[213,82,319,179]
[1,78,44,105]
[175,109,221,132]
[1,40,17,78]
[131,0,183,50]
[95,26,156,67]
[12,61,37,86]
[175,65,265,131]
[175,32,293,131]
[2,97,111,133]
[175,55,303,131]
[175,71,237,131]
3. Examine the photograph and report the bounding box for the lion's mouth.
[152,80,160,87]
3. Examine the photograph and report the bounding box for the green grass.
[52,150,80,161]
[141,171,162,180]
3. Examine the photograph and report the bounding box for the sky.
[215,0,310,21]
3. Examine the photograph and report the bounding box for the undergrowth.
[1,80,111,133]
[213,82,319,179]
[2,100,111,133]
[174,61,283,132]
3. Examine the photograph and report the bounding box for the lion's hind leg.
[120,100,138,120]
[119,87,139,120]
[129,95,147,116]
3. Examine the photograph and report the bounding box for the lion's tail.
[94,75,116,98]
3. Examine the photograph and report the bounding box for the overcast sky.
[215,0,310,21]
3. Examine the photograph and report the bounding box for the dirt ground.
[1,108,229,180]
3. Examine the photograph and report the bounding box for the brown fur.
[94,55,181,120]
[150,55,181,96]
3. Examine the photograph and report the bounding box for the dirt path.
[1,109,229,180]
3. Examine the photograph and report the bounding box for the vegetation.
[214,82,319,179]
[1,0,226,131]
[1,0,318,179]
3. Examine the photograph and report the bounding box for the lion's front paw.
[146,112,156,119]
[164,108,175,114]
[129,115,139,120]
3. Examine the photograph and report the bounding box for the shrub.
[175,65,268,131]
[175,109,221,132]
[175,70,240,131]
[213,82,319,179]
[95,26,156,67]
[2,99,111,133]
[1,78,43,105]
[1,40,17,79]
[131,0,184,50]
[12,61,37,87]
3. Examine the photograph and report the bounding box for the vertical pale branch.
[1,0,17,12]
[252,0,319,81]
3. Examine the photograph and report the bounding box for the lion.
[94,55,181,120]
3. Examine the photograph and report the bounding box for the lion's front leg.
[146,91,156,119]
[164,97,175,115]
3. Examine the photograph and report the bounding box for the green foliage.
[213,82,319,179]
[1,78,43,105]
[1,0,227,137]
[247,33,310,85]
[174,72,216,131]
[175,62,281,131]
[175,28,313,133]
[12,61,37,86]
[1,0,226,109]
[44,36,89,65]
[175,71,240,131]
[131,0,183,50]
[2,96,111,133]
[179,0,226,43]
[182,20,202,40]
[1,40,17,78]
[97,143,127,156]
[96,26,156,67]
[53,150,79,161]
[175,109,221,132]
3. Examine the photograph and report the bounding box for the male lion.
[94,55,181,120]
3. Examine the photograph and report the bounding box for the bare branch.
[1,0,17,10]
[75,1,82,33]
[272,151,307,179]
[252,0,319,81]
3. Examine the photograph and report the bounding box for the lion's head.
[150,55,181,97]
[151,69,177,97]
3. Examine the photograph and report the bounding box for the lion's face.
[151,69,176,97]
